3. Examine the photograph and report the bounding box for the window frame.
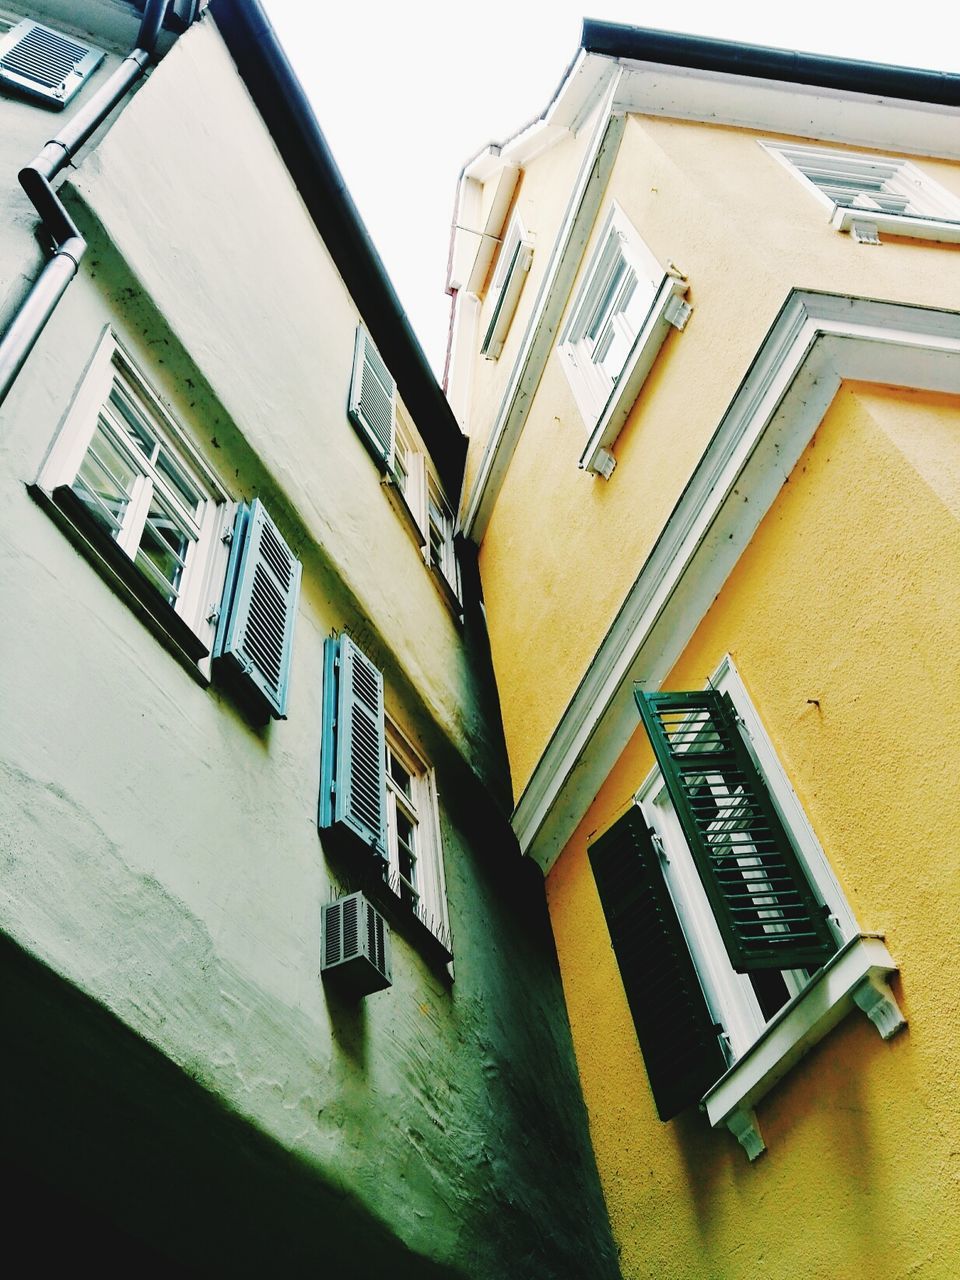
[480,209,533,361]
[631,655,904,1157]
[559,202,691,477]
[36,330,232,661]
[384,721,450,951]
[761,140,960,244]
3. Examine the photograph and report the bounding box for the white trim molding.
[702,934,905,1161]
[514,290,960,872]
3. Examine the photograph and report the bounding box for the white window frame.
[385,407,461,611]
[558,202,691,478]
[480,210,533,361]
[37,330,232,657]
[761,140,960,245]
[384,720,451,955]
[636,655,904,1158]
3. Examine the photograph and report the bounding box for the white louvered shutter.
[348,327,395,469]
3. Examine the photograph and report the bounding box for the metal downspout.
[0,0,172,410]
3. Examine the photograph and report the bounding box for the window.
[35,332,301,718]
[320,633,453,959]
[349,329,462,609]
[763,141,960,244]
[38,332,231,655]
[0,18,104,109]
[480,210,533,361]
[559,203,690,477]
[589,656,904,1158]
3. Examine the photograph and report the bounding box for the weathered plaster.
[547,382,960,1279]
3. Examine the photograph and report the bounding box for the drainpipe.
[0,0,173,410]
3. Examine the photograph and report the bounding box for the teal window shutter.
[318,633,387,860]
[213,499,301,719]
[635,689,837,973]
[589,807,728,1120]
[348,326,395,469]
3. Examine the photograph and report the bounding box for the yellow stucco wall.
[545,382,960,1279]
[476,115,960,800]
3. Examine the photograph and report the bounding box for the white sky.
[262,0,960,376]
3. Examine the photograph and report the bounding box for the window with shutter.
[0,19,104,109]
[348,326,396,469]
[213,499,301,719]
[480,211,533,361]
[588,807,728,1120]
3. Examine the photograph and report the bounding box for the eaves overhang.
[209,0,467,498]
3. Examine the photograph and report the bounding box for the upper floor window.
[589,656,904,1158]
[559,203,691,477]
[480,210,533,361]
[35,331,301,719]
[0,18,103,109]
[763,141,960,245]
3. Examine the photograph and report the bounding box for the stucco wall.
[476,112,960,800]
[546,382,960,1280]
[0,15,617,1275]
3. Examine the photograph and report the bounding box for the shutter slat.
[348,327,396,469]
[636,688,837,973]
[589,808,728,1120]
[213,499,301,719]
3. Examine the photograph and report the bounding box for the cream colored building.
[448,21,960,1280]
[0,2,617,1272]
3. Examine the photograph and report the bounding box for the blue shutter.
[348,326,395,469]
[213,499,301,719]
[318,634,387,859]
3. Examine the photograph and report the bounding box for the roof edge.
[580,20,960,109]
[209,0,467,496]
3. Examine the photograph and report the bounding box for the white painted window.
[480,210,533,361]
[388,408,461,608]
[762,141,960,243]
[385,721,451,953]
[38,331,231,653]
[559,202,691,476]
[637,656,856,1062]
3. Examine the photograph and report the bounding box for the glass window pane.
[108,386,156,459]
[137,493,192,601]
[156,447,202,515]
[389,754,412,798]
[72,423,139,535]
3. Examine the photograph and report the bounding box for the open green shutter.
[213,499,301,719]
[636,689,837,973]
[348,327,395,469]
[589,808,728,1120]
[320,634,387,859]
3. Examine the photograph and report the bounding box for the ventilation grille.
[321,892,392,997]
[0,20,104,108]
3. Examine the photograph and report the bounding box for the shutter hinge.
[221,526,234,544]
[649,827,668,863]
[664,296,692,331]
[206,604,221,625]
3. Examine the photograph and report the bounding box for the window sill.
[831,206,960,245]
[701,933,905,1160]
[426,559,463,622]
[578,273,691,478]
[28,482,211,680]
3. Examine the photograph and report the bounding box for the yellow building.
[447,22,960,1279]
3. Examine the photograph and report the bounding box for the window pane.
[108,386,156,459]
[72,422,138,535]
[156,446,202,515]
[389,753,412,799]
[137,493,192,602]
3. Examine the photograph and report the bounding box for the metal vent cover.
[0,20,104,109]
[321,892,392,998]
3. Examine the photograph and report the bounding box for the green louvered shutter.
[213,500,301,719]
[348,327,395,469]
[589,808,728,1120]
[636,689,837,973]
[320,634,388,859]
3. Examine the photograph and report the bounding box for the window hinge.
[664,296,693,331]
[649,827,668,863]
